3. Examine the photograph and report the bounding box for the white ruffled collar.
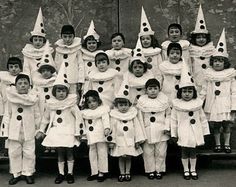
[55,37,81,54]
[82,105,110,119]
[0,71,17,84]
[159,60,182,75]
[126,70,154,88]
[172,98,203,111]
[136,93,169,112]
[189,42,215,57]
[142,47,161,56]
[162,40,190,50]
[110,107,137,120]
[32,72,56,87]
[88,68,118,81]
[81,48,104,58]
[22,44,54,58]
[106,48,131,60]
[205,68,236,81]
[46,94,77,110]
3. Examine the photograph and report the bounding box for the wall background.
[0,0,236,70]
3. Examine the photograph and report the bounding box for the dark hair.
[167,42,182,56]
[111,32,125,43]
[190,33,211,46]
[38,65,56,74]
[209,56,230,69]
[82,35,101,49]
[52,85,69,98]
[15,73,30,85]
[128,60,148,73]
[95,52,109,66]
[29,35,46,43]
[114,98,132,107]
[83,90,102,109]
[145,78,160,89]
[61,25,75,36]
[140,35,160,48]
[7,57,23,70]
[168,23,182,35]
[177,86,197,99]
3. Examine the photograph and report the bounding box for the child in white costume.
[139,7,162,82]
[200,29,236,153]
[189,4,215,92]
[55,25,84,95]
[5,74,41,185]
[171,61,209,180]
[84,52,120,107]
[137,78,170,180]
[159,43,183,104]
[81,90,110,182]
[22,8,53,81]
[36,67,84,184]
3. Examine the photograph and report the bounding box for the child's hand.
[135,142,140,149]
[104,128,110,136]
[35,132,45,140]
[164,130,170,136]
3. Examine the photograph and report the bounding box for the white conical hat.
[179,59,195,89]
[138,6,154,37]
[38,40,56,73]
[115,73,130,100]
[192,4,208,34]
[213,28,228,58]
[31,7,46,37]
[83,20,100,41]
[131,37,146,63]
[53,63,70,89]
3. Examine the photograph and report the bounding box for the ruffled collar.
[55,37,82,54]
[110,107,137,120]
[81,48,103,58]
[32,72,56,87]
[22,44,54,58]
[172,98,203,111]
[82,105,110,119]
[88,68,118,81]
[142,47,161,56]
[162,40,190,50]
[205,68,236,81]
[159,60,182,75]
[6,87,38,106]
[126,70,154,88]
[136,93,169,112]
[106,48,132,60]
[189,42,215,57]
[0,71,17,84]
[46,94,77,110]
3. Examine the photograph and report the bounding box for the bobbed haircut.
[52,85,69,98]
[168,23,182,35]
[111,32,125,43]
[95,52,110,66]
[128,60,148,74]
[114,97,132,107]
[176,86,197,99]
[190,33,211,46]
[83,90,103,109]
[29,35,46,43]
[82,35,101,49]
[209,56,230,69]
[167,42,182,56]
[140,35,160,48]
[7,57,23,70]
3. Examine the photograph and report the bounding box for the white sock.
[214,133,221,145]
[58,161,65,175]
[181,158,189,172]
[190,158,197,172]
[67,160,74,174]
[223,133,230,146]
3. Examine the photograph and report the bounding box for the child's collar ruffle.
[88,68,118,81]
[161,40,190,50]
[46,94,77,110]
[159,60,182,75]
[110,107,137,120]
[136,93,169,112]
[81,48,104,59]
[106,48,132,60]
[189,42,215,57]
[126,70,154,88]
[0,71,16,84]
[205,68,236,81]
[82,105,110,119]
[55,37,82,54]
[6,86,38,105]
[172,98,203,111]
[142,47,161,56]
[32,72,56,87]
[22,44,54,58]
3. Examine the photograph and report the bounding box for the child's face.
[132,61,145,77]
[32,36,44,49]
[55,87,68,100]
[16,78,30,94]
[87,96,99,110]
[112,35,124,50]
[62,33,74,46]
[86,39,98,52]
[168,27,181,42]
[146,86,159,99]
[169,48,181,64]
[8,64,21,76]
[181,87,194,101]
[141,35,152,48]
[212,58,224,71]
[117,102,130,113]
[195,34,207,47]
[96,55,109,72]
[41,68,53,79]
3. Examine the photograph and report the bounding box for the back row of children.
[0,4,236,185]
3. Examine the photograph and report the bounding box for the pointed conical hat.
[138,6,154,37]
[31,7,46,37]
[83,20,100,41]
[213,28,228,58]
[192,4,208,34]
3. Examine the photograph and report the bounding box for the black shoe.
[156,172,162,180]
[9,176,21,185]
[124,174,131,181]
[213,145,222,153]
[183,171,191,180]
[25,176,34,184]
[87,175,97,181]
[190,171,198,180]
[224,145,232,153]
[66,174,74,184]
[147,172,155,180]
[118,174,125,182]
[55,174,65,184]
[97,175,106,182]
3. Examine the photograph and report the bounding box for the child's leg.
[97,142,108,176]
[213,122,221,146]
[222,121,231,146]
[89,144,98,176]
[155,141,167,173]
[189,148,197,172]
[57,147,66,175]
[181,147,189,172]
[66,148,74,174]
[119,157,125,175]
[22,139,35,177]
[124,156,131,174]
[142,141,155,173]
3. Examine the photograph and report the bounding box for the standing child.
[4,73,41,185]
[81,90,110,182]
[171,61,209,180]
[55,24,84,95]
[109,89,146,182]
[200,29,236,153]
[139,7,162,82]
[137,78,170,180]
[159,43,183,104]
[22,8,53,81]
[36,68,84,184]
[189,4,215,92]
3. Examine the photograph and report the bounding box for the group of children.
[0,4,235,185]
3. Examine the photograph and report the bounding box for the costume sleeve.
[77,50,85,84]
[133,115,146,144]
[39,109,51,134]
[164,107,171,131]
[137,109,147,139]
[54,52,62,71]
[230,78,236,110]
[199,79,207,101]
[23,56,31,77]
[102,112,110,130]
[106,116,116,144]
[0,101,11,137]
[170,108,178,138]
[155,54,163,84]
[71,105,84,136]
[34,100,42,130]
[199,108,210,136]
